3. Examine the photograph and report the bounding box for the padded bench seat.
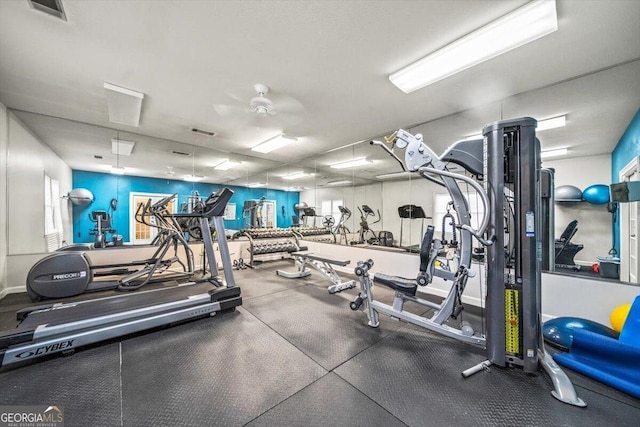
[373,273,417,296]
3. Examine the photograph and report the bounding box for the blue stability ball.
[583,184,610,205]
[543,317,619,350]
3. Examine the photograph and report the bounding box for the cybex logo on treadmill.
[52,271,85,280]
[14,340,75,359]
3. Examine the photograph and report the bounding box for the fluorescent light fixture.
[327,180,352,186]
[184,175,204,182]
[247,182,267,188]
[376,171,413,180]
[541,148,568,158]
[110,166,125,175]
[389,0,558,93]
[284,186,309,192]
[281,171,307,180]
[214,159,241,170]
[111,138,135,156]
[251,134,298,154]
[463,115,565,140]
[538,115,566,131]
[104,82,145,127]
[329,158,373,169]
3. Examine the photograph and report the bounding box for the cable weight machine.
[351,118,585,407]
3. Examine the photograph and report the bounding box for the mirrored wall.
[5,59,640,286]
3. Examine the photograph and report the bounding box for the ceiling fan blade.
[273,95,304,114]
[213,104,244,116]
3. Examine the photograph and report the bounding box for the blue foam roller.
[582,184,610,205]
[619,295,640,347]
[554,329,640,399]
[543,317,619,350]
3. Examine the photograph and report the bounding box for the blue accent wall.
[71,171,299,243]
[611,107,640,255]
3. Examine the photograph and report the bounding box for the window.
[321,199,343,225]
[44,175,63,251]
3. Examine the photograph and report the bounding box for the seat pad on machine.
[373,273,417,296]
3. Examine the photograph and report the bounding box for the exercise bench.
[276,251,356,294]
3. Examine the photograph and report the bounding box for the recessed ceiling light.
[389,0,558,93]
[541,148,568,158]
[110,166,125,175]
[464,115,567,140]
[247,182,267,188]
[184,175,204,182]
[537,115,566,131]
[375,171,413,180]
[251,134,298,154]
[281,171,307,180]
[329,158,373,169]
[327,180,352,186]
[214,159,241,170]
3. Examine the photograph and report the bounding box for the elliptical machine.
[26,193,198,301]
[351,205,381,245]
[334,206,352,244]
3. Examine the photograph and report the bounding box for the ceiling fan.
[213,83,303,118]
[250,83,276,117]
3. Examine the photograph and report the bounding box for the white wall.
[0,103,8,297]
[544,154,613,265]
[1,111,72,295]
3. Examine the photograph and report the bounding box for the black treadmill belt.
[19,282,214,329]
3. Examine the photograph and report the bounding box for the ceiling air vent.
[28,0,67,21]
[171,150,191,157]
[191,128,216,137]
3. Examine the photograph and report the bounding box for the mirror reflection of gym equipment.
[351,205,381,245]
[88,197,122,248]
[397,204,429,252]
[334,206,352,244]
[243,196,276,228]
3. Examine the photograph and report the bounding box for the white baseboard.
[0,285,25,299]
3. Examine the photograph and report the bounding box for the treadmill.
[0,188,242,367]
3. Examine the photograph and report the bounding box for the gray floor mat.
[335,326,640,427]
[0,343,121,427]
[120,307,326,427]
[246,372,408,427]
[242,284,406,371]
